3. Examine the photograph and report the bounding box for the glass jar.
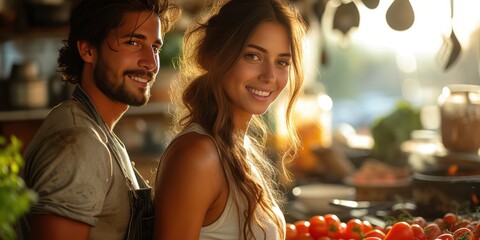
[438,84,480,152]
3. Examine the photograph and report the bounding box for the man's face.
[93,11,163,106]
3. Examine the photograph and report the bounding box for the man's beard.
[93,58,152,107]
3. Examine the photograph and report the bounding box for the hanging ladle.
[362,0,380,9]
[332,1,360,47]
[313,0,329,66]
[386,0,415,31]
[438,0,462,70]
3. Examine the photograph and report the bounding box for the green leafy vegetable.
[371,101,422,165]
[0,136,37,240]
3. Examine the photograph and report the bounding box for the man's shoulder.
[40,100,106,138]
[23,100,109,161]
[47,100,93,124]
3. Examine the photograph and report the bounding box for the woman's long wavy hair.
[170,0,306,238]
[57,0,181,84]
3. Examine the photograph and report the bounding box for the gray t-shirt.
[21,99,131,240]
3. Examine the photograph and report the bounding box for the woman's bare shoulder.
[162,132,222,173]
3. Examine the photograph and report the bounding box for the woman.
[154,0,306,239]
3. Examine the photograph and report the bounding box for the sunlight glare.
[326,0,480,56]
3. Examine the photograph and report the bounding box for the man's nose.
[139,47,158,72]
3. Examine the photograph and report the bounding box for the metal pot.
[412,167,480,219]
[8,60,48,109]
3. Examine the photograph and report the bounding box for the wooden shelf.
[0,102,169,122]
[0,26,69,42]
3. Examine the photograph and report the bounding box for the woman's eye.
[278,60,291,66]
[245,53,260,61]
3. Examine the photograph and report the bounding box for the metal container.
[412,166,480,219]
[438,84,480,152]
[8,60,48,109]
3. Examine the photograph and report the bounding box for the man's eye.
[127,40,139,46]
[153,46,161,54]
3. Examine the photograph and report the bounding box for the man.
[18,0,180,239]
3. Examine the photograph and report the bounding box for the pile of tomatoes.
[286,212,480,240]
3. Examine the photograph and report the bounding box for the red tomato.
[296,233,314,240]
[434,233,454,240]
[453,227,475,240]
[443,213,457,225]
[362,220,374,234]
[324,214,341,239]
[424,223,442,240]
[413,216,428,228]
[363,237,383,240]
[344,218,363,240]
[295,221,311,236]
[309,215,328,238]
[364,229,386,239]
[474,223,480,239]
[339,222,347,238]
[315,237,331,240]
[384,222,414,240]
[433,218,446,231]
[411,223,427,240]
[453,218,474,232]
[442,213,457,231]
[374,225,387,234]
[286,223,298,240]
[383,225,392,235]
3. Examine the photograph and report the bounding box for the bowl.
[292,183,356,214]
[344,176,412,202]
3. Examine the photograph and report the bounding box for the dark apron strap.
[126,169,155,240]
[72,87,154,240]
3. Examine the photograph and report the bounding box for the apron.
[73,87,154,240]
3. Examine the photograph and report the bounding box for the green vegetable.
[371,101,422,165]
[0,136,37,240]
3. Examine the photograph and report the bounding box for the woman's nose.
[260,61,275,82]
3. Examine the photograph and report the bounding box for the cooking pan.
[412,167,480,219]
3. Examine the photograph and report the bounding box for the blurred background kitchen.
[1,0,480,222]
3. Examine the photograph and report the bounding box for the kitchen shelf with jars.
[0,101,170,122]
[0,28,178,149]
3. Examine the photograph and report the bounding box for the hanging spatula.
[438,0,461,70]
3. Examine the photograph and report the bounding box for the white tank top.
[157,123,285,240]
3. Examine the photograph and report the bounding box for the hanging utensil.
[386,0,415,31]
[333,1,360,46]
[314,0,329,66]
[313,0,327,22]
[362,0,380,9]
[438,0,462,71]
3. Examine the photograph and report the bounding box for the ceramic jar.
[438,84,480,152]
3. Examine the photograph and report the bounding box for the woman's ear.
[77,40,95,63]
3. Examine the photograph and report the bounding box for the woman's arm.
[28,214,90,240]
[154,132,227,240]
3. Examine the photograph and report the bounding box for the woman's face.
[222,21,292,125]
